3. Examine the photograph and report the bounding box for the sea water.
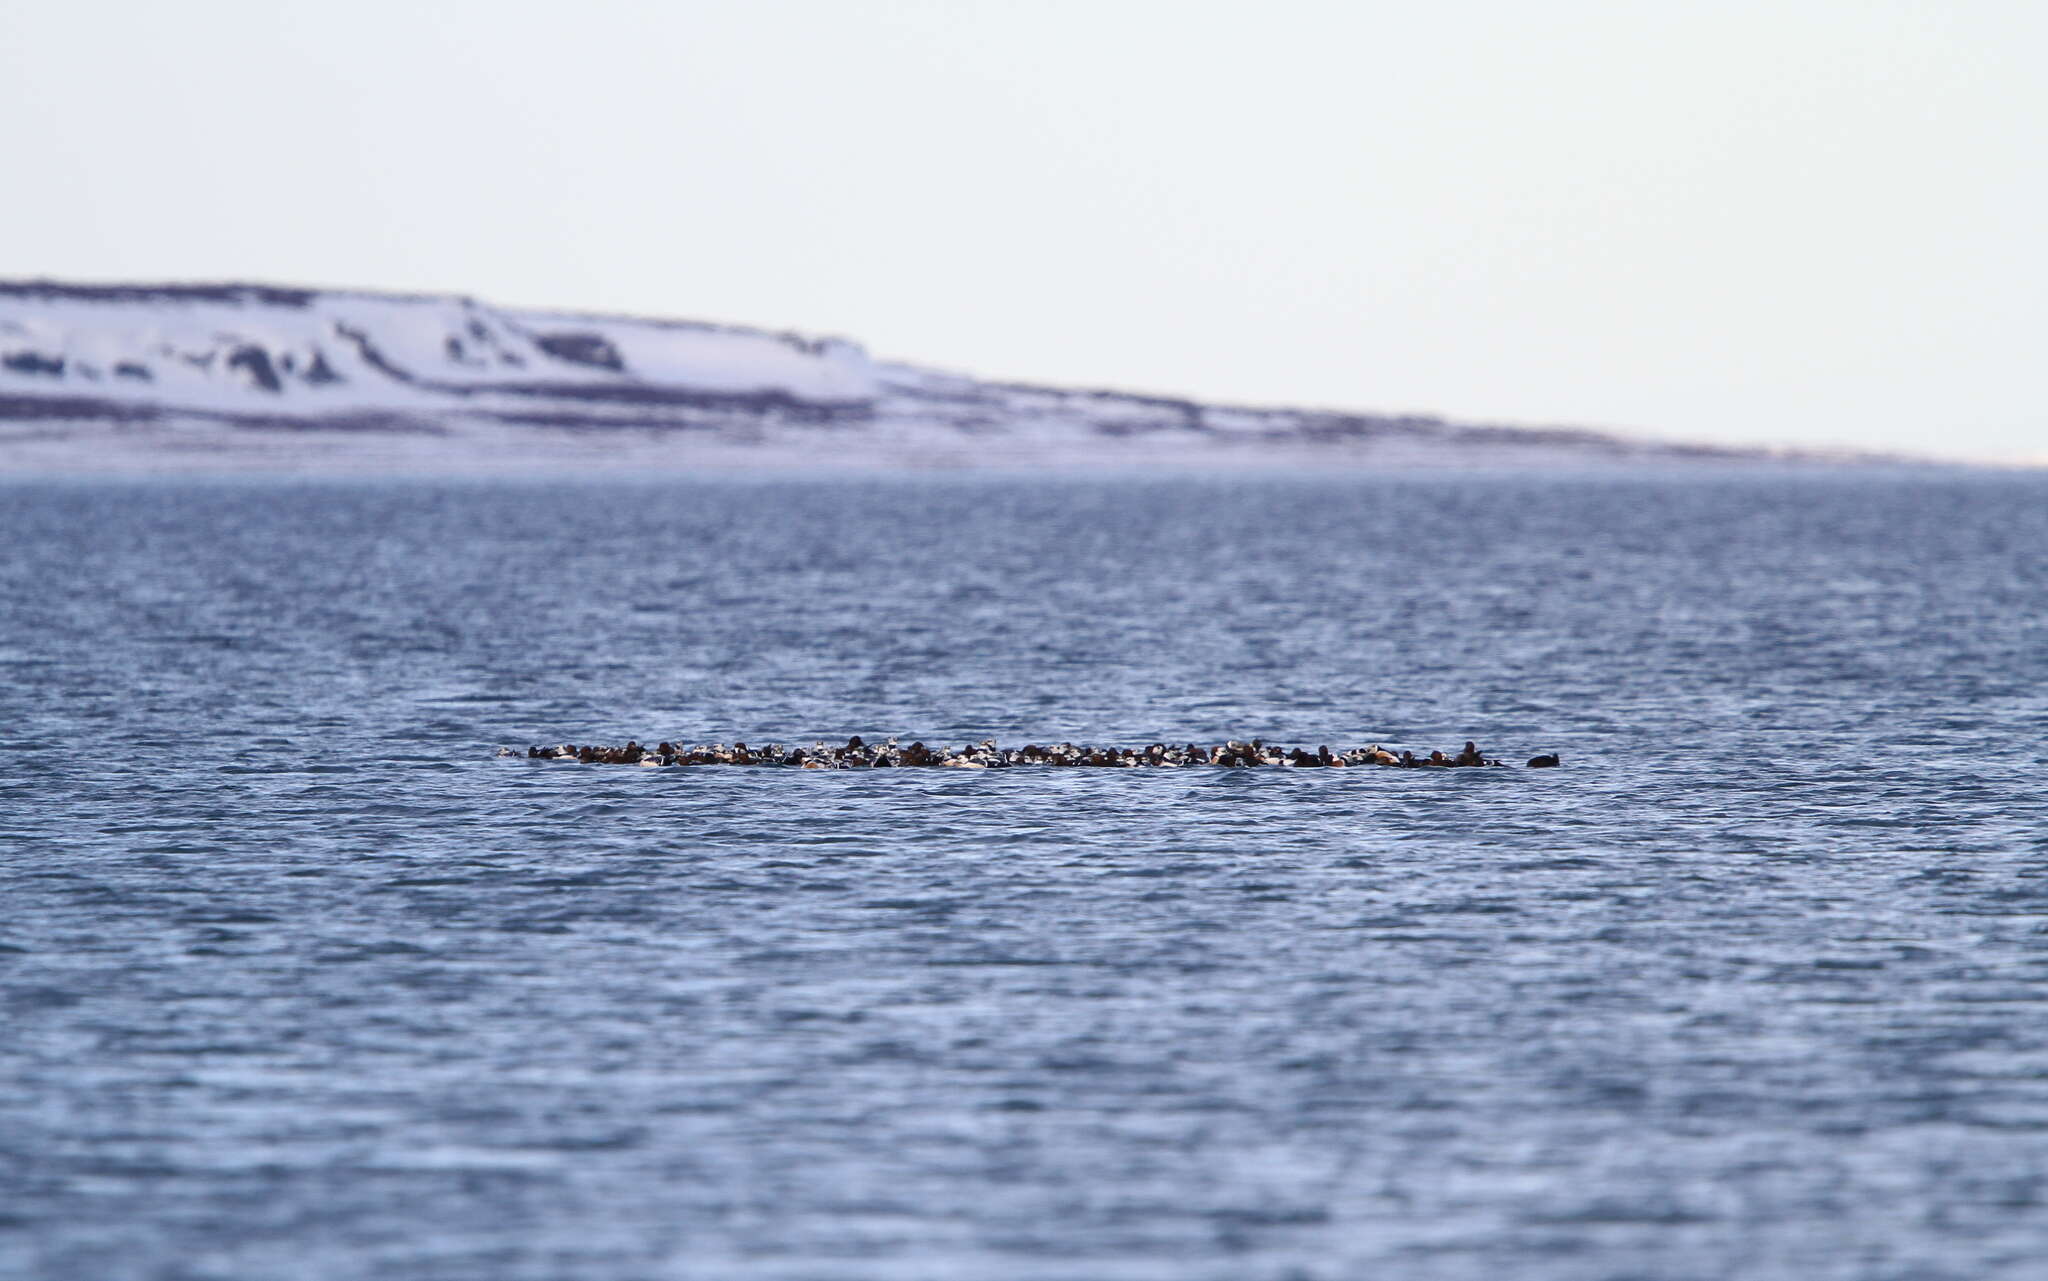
[3,470,2046,1280]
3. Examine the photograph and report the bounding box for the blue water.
[3,470,2046,1280]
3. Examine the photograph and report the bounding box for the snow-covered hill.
[0,280,1859,472]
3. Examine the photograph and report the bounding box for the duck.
[1527,753,1561,768]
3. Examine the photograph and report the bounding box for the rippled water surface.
[4,471,2047,1280]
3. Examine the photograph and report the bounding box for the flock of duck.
[507,737,1563,769]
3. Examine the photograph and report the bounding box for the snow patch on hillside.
[0,280,1912,474]
[0,284,875,417]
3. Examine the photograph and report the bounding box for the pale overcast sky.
[3,1,2042,460]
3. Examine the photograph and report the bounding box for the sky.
[2,0,2042,461]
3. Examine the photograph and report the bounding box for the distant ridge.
[0,278,1906,473]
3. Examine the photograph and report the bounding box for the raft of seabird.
[503,738,1562,769]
